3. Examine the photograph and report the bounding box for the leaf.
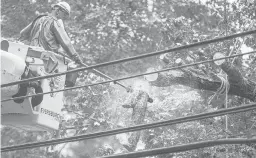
[94,122,100,126]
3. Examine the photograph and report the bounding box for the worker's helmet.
[53,2,71,16]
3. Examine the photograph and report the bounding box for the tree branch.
[150,65,256,101]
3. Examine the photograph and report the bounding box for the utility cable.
[58,54,155,102]
[81,63,129,91]
[1,102,256,152]
[2,30,256,88]
[98,138,256,158]
[58,52,130,92]
[2,50,256,102]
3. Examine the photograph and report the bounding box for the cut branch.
[122,90,149,151]
[221,62,244,84]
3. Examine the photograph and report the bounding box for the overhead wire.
[2,102,256,152]
[81,63,129,91]
[1,30,256,88]
[98,138,256,158]
[57,52,130,92]
[2,50,256,102]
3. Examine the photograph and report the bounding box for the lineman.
[19,1,82,64]
[15,2,82,105]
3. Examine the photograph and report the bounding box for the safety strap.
[31,15,48,31]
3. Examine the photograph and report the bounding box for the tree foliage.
[1,0,256,158]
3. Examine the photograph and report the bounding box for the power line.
[2,30,256,88]
[2,102,256,152]
[2,50,255,102]
[99,138,256,158]
[57,51,130,92]
[80,62,129,91]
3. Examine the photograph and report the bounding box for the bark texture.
[122,90,149,151]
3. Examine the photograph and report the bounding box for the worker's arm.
[52,20,82,64]
[19,23,33,41]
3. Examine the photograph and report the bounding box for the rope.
[224,0,229,157]
[98,138,256,158]
[2,50,256,102]
[208,75,230,105]
[2,30,256,88]
[2,102,256,152]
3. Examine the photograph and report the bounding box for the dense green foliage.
[1,0,256,157]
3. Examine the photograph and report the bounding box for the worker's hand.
[71,54,83,65]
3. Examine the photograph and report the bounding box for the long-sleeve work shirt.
[20,15,78,58]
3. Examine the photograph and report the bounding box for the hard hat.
[53,2,71,16]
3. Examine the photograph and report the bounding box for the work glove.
[71,54,83,65]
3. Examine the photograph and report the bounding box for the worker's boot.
[12,83,28,103]
[29,81,43,108]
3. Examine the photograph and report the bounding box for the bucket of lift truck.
[1,39,72,132]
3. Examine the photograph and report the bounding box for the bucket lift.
[1,39,72,132]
